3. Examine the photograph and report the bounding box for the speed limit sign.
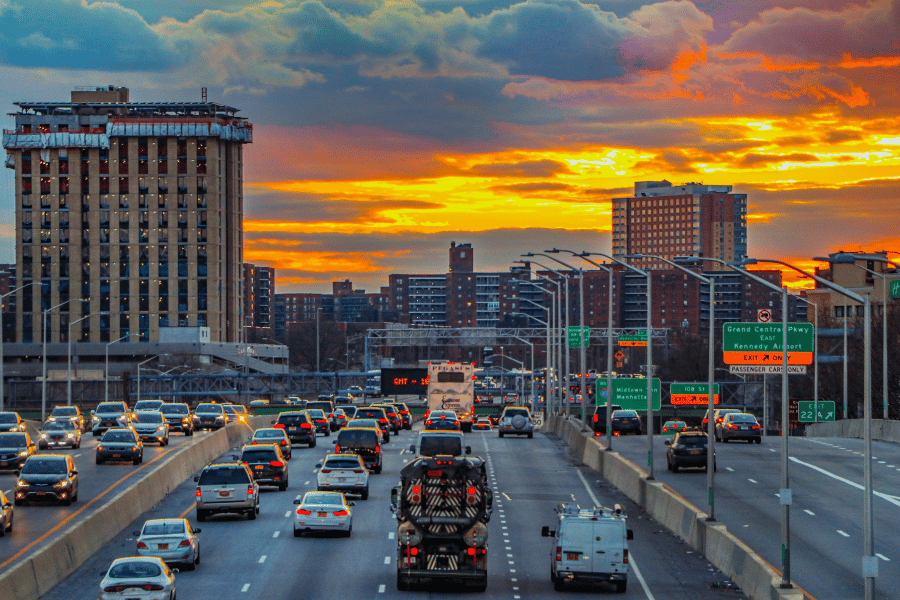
[758,309,772,323]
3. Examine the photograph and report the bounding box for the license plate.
[566,553,579,560]
[254,465,263,470]
[113,454,121,458]
[37,491,47,496]
[0,462,7,467]
[158,544,169,550]
[289,427,297,431]
[690,449,700,455]
[218,491,231,497]
[740,426,747,430]
[317,512,327,517]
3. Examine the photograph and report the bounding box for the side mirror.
[133,530,141,536]
[70,470,78,475]
[270,419,276,425]
[332,439,337,444]
[193,476,199,482]
[664,440,671,446]
[465,446,471,455]
[90,410,95,415]
[348,501,356,506]
[193,529,201,534]
[315,463,322,469]
[627,529,634,540]
[409,444,416,453]
[293,499,302,505]
[231,455,239,460]
[541,526,555,537]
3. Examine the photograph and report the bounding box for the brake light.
[179,539,191,547]
[353,469,364,473]
[335,444,342,452]
[136,541,147,549]
[375,445,381,453]
[328,413,334,418]
[556,546,562,561]
[453,421,459,426]
[727,424,737,429]
[300,423,312,429]
[593,414,598,422]
[281,440,287,445]
[270,461,284,467]
[321,469,332,473]
[333,509,349,516]
[425,420,432,425]
[248,485,254,495]
[104,586,126,593]
[379,418,387,424]
[251,440,257,444]
[317,419,327,423]
[195,487,201,497]
[411,485,421,504]
[623,548,629,564]
[466,486,477,505]
[296,508,312,515]
[142,585,164,591]
[273,423,285,429]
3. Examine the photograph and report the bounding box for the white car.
[135,518,201,571]
[316,453,369,499]
[99,556,176,600]
[293,491,354,537]
[130,411,170,446]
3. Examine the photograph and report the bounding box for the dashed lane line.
[837,530,850,537]
[259,555,267,563]
[877,554,890,561]
[804,510,815,516]
[241,584,250,592]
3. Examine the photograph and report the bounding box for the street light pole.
[316,307,321,373]
[41,298,84,421]
[520,280,558,416]
[137,355,161,406]
[0,282,42,411]
[794,297,819,422]
[105,334,129,404]
[68,311,107,407]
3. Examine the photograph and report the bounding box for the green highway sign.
[891,280,900,299]
[618,331,648,347]
[567,326,590,348]
[595,378,661,411]
[798,401,836,422]
[722,322,814,365]
[670,383,719,406]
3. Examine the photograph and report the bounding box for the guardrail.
[0,416,269,600]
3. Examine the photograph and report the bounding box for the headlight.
[157,425,166,431]
[98,446,105,451]
[182,417,190,422]
[53,480,69,488]
[18,450,28,457]
[16,480,28,488]
[92,416,100,422]
[40,434,48,439]
[66,433,75,438]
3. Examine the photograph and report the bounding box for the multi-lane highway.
[0,429,205,571]
[610,433,900,600]
[28,423,747,599]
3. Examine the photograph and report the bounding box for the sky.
[1,0,898,293]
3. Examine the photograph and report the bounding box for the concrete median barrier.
[0,417,266,600]
[545,415,803,600]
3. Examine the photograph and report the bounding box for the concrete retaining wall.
[806,418,900,444]
[544,417,803,600]
[0,416,268,600]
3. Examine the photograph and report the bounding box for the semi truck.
[391,454,492,591]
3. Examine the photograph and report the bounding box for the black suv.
[666,431,714,472]
[0,432,36,473]
[0,412,26,433]
[239,444,289,491]
[15,454,79,506]
[334,428,382,474]
[160,403,194,436]
[354,407,391,439]
[590,403,623,434]
[306,401,338,431]
[611,410,642,435]
[390,403,413,430]
[373,404,401,434]
[273,412,317,447]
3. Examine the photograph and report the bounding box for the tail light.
[136,541,147,549]
[247,485,254,495]
[375,445,381,453]
[623,548,629,564]
[179,539,191,547]
[296,508,311,515]
[454,420,459,426]
[333,509,349,516]
[556,546,562,561]
[425,420,432,425]
[466,486,477,505]
[592,414,598,422]
[752,425,761,430]
[270,461,284,467]
[411,485,421,504]
[321,469,332,473]
[273,423,285,429]
[280,440,287,445]
[335,445,341,452]
[195,487,201,497]
[353,469,364,473]
[727,424,737,429]
[142,585,164,591]
[300,423,312,429]
[104,586,126,593]
[251,440,258,444]
[379,418,387,424]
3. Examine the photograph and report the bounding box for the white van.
[409,430,471,458]
[541,502,633,592]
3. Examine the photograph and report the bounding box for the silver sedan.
[293,491,354,537]
[134,518,200,571]
[99,556,176,600]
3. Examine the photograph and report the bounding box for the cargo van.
[541,502,633,592]
[409,430,470,458]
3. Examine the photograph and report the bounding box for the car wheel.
[62,496,71,506]
[361,488,369,500]
[667,459,672,471]
[554,578,565,591]
[293,528,302,537]
[92,431,99,437]
[615,580,627,593]
[374,464,382,474]
[196,510,206,522]
[184,559,196,572]
[722,437,729,443]
[672,462,679,473]
[344,525,352,538]
[6,516,12,532]
[385,433,390,442]
[96,457,103,465]
[195,547,200,565]
[325,431,330,437]
[0,521,5,537]
[133,456,140,466]
[755,438,762,444]
[527,432,533,439]
[247,507,257,521]
[498,432,504,438]
[14,498,23,507]
[309,439,316,448]
[279,480,288,492]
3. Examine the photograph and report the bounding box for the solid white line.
[837,530,850,537]
[576,469,655,600]
[388,532,395,540]
[74,454,81,458]
[877,553,890,561]
[384,556,391,564]
[273,531,280,538]
[241,584,250,592]
[259,555,266,563]
[378,584,386,593]
[804,509,815,516]
[790,457,900,507]
[748,479,758,484]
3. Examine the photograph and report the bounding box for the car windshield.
[0,433,27,447]
[226,405,247,414]
[376,406,397,415]
[43,420,74,431]
[195,405,222,415]
[614,411,638,418]
[142,522,185,536]
[134,401,162,410]
[51,407,77,416]
[324,458,363,469]
[307,410,326,418]
[503,409,529,418]
[102,431,136,443]
[242,449,278,462]
[730,415,757,423]
[160,405,189,415]
[347,419,377,429]
[133,412,163,423]
[108,561,162,579]
[277,414,308,425]
[21,458,67,474]
[337,429,378,448]
[254,430,283,439]
[198,466,249,485]
[0,413,17,423]
[96,403,126,413]
[419,437,462,456]
[303,493,343,506]
[678,436,707,447]
[306,402,333,412]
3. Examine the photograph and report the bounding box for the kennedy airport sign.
[596,378,661,411]
[722,322,814,365]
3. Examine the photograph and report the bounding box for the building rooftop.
[11,101,244,119]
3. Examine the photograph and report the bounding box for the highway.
[610,433,900,600]
[0,428,203,570]
[33,424,747,599]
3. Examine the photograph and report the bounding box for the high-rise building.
[3,86,252,344]
[612,180,747,270]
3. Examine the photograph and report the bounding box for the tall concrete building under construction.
[3,86,252,344]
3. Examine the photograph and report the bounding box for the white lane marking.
[511,578,517,582]
[877,554,890,561]
[509,569,516,573]
[507,554,513,558]
[304,481,310,485]
[748,479,758,484]
[295,494,303,500]
[769,448,776,452]
[837,530,850,537]
[502,492,511,501]
[259,555,267,563]
[791,457,900,507]
[273,531,280,538]
[74,454,81,458]
[389,532,395,540]
[384,556,391,564]
[241,584,250,592]
[576,469,656,600]
[506,546,512,550]
[725,467,734,472]
[804,510,816,516]
[878,461,886,464]
[284,511,291,517]
[378,584,386,593]
[508,561,515,565]
[502,526,507,530]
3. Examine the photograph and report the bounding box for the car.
[92,402,130,436]
[223,403,249,424]
[307,400,339,430]
[133,399,164,412]
[389,402,412,430]
[334,427,382,473]
[292,491,354,537]
[498,406,534,438]
[365,385,381,398]
[423,409,460,431]
[717,413,762,444]
[285,396,306,407]
[409,430,470,458]
[239,443,289,490]
[0,490,14,536]
[192,403,228,431]
[0,412,26,433]
[0,432,36,473]
[340,405,358,419]
[38,418,82,449]
[666,431,715,472]
[661,420,688,435]
[611,410,642,436]
[317,393,335,402]
[97,428,144,465]
[99,556,176,600]
[316,453,369,499]
[249,427,293,459]
[344,385,365,400]
[353,407,391,439]
[372,403,401,434]
[472,417,492,431]
[503,392,519,404]
[159,403,194,436]
[134,518,201,571]
[704,408,742,429]
[306,409,331,436]
[591,404,623,435]
[272,411,317,447]
[49,406,87,432]
[333,408,350,429]
[131,410,170,446]
[249,399,269,407]
[15,454,79,506]
[333,393,352,405]
[345,418,388,444]
[194,462,260,521]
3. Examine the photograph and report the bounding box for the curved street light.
[0,282,42,411]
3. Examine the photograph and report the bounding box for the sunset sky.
[1,0,898,293]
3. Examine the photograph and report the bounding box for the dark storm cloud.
[244,189,446,222]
